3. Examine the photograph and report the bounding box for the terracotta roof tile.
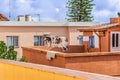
[0,14,9,21]
[77,23,118,31]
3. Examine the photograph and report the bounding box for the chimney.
[118,12,120,25]
[25,15,31,21]
[118,16,120,25]
[18,15,25,21]
[110,18,118,23]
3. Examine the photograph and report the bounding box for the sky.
[0,0,120,23]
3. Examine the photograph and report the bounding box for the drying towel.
[46,51,59,60]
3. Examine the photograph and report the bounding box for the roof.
[0,21,99,27]
[77,23,118,31]
[0,14,9,21]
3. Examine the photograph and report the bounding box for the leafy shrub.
[0,41,17,60]
[20,56,27,62]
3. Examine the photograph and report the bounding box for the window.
[7,36,18,47]
[112,33,119,47]
[34,36,44,46]
[77,35,83,45]
[89,36,95,48]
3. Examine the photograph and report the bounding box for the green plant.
[0,41,8,59]
[118,12,120,16]
[20,56,27,62]
[6,46,17,60]
[0,41,17,60]
[87,44,91,52]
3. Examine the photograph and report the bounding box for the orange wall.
[23,47,120,76]
[118,17,120,25]
[82,25,120,52]
[100,32,109,52]
[23,46,84,67]
[83,32,93,36]
[23,47,66,68]
[1,59,119,80]
[65,54,120,76]
[100,25,120,52]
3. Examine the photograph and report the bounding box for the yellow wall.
[0,61,84,80]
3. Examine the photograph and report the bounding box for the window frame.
[112,33,119,48]
[89,36,95,48]
[77,35,83,45]
[34,36,44,46]
[6,36,19,48]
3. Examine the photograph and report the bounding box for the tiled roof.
[77,23,118,31]
[0,14,9,21]
[0,21,99,27]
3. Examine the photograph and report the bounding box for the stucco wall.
[23,47,66,68]
[0,59,85,80]
[0,26,69,58]
[65,54,120,76]
[0,59,119,80]
[69,27,83,45]
[101,25,120,52]
[22,47,120,76]
[0,26,87,58]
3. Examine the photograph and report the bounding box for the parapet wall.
[0,59,84,80]
[0,59,119,80]
[32,45,84,53]
[22,46,120,76]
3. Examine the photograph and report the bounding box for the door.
[111,32,120,52]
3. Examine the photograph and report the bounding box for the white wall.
[93,32,99,48]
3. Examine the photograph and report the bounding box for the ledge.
[0,59,119,80]
[22,47,120,58]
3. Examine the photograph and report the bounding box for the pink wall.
[0,26,86,58]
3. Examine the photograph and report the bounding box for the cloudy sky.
[0,0,120,23]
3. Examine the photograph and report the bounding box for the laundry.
[46,51,59,60]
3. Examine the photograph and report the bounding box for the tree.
[118,12,120,16]
[66,0,94,22]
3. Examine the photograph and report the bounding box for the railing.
[0,59,119,80]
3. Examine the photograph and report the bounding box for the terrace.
[22,46,120,76]
[0,59,120,80]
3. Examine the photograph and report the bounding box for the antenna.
[9,0,11,20]
[36,14,40,21]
